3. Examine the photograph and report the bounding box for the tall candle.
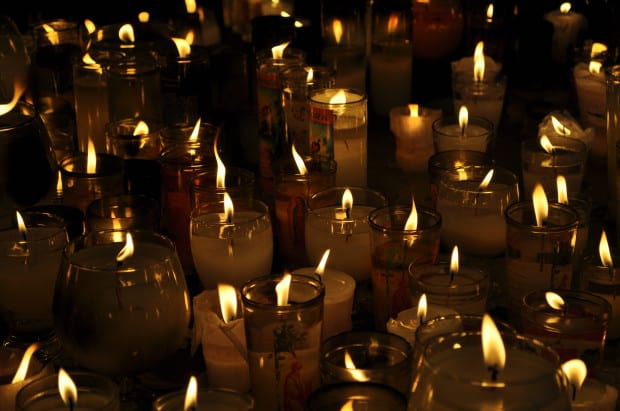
[544,2,587,64]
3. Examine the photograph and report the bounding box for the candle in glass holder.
[368,198,442,330]
[435,165,519,257]
[320,330,413,395]
[573,58,606,161]
[320,16,367,91]
[190,195,273,289]
[544,2,587,64]
[241,273,324,411]
[521,289,610,366]
[390,104,442,173]
[85,194,160,232]
[152,386,253,411]
[0,345,53,411]
[563,359,619,411]
[432,106,494,153]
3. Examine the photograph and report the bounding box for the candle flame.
[561,359,587,398]
[116,232,134,263]
[292,143,308,175]
[172,37,192,58]
[458,106,469,134]
[133,120,149,135]
[589,60,602,74]
[271,42,289,59]
[560,2,571,13]
[342,188,353,213]
[332,19,343,44]
[551,116,571,136]
[119,24,135,43]
[82,53,97,66]
[329,89,348,105]
[315,249,331,276]
[276,273,292,306]
[138,11,150,23]
[11,342,41,383]
[183,376,198,411]
[545,291,566,311]
[344,349,356,369]
[450,245,459,276]
[218,283,238,324]
[404,196,418,231]
[343,350,369,382]
[481,313,506,378]
[86,139,97,174]
[474,52,485,83]
[387,13,399,34]
[532,183,548,227]
[486,3,494,21]
[557,175,568,204]
[591,42,608,59]
[186,31,195,46]
[539,135,555,154]
[306,67,314,84]
[340,400,355,411]
[58,368,77,408]
[417,293,428,324]
[16,211,26,238]
[223,192,234,224]
[42,23,59,45]
[185,0,197,13]
[84,19,96,35]
[215,141,226,189]
[408,104,419,117]
[599,230,613,269]
[57,170,63,197]
[189,118,201,142]
[477,169,494,190]
[474,41,484,62]
[0,79,26,116]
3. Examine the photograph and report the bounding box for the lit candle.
[556,175,591,267]
[192,285,250,392]
[538,112,592,148]
[320,18,366,91]
[562,358,618,411]
[308,88,367,187]
[544,2,587,64]
[389,104,442,173]
[0,344,52,411]
[432,106,494,153]
[292,249,356,340]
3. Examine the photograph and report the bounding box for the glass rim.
[504,201,579,233]
[0,211,67,243]
[59,153,124,177]
[190,197,270,220]
[240,274,325,311]
[307,186,387,211]
[308,87,368,105]
[368,205,442,235]
[521,288,612,316]
[432,115,494,137]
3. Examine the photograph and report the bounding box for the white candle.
[452,80,506,131]
[369,44,412,117]
[573,62,606,129]
[544,3,587,64]
[292,267,356,340]
[386,304,457,346]
[389,105,442,173]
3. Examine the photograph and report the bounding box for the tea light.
[0,345,53,411]
[389,104,442,173]
[15,369,120,411]
[544,2,587,64]
[573,60,606,160]
[521,290,610,364]
[320,330,413,395]
[304,187,387,282]
[308,88,368,187]
[409,247,491,315]
[432,106,493,153]
[562,359,618,411]
[190,195,273,289]
[292,249,356,340]
[241,273,324,411]
[192,286,250,392]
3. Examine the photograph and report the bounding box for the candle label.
[308,106,334,160]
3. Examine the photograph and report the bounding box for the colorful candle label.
[257,70,286,187]
[308,105,334,160]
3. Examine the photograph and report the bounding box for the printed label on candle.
[308,106,334,159]
[257,71,286,184]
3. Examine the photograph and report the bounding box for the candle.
[573,59,606,161]
[556,176,591,274]
[308,88,367,187]
[85,194,160,232]
[160,117,220,149]
[409,315,572,410]
[0,345,53,411]
[15,370,120,411]
[320,17,367,90]
[190,166,255,210]
[304,186,387,282]
[24,204,85,241]
[521,134,588,199]
[435,165,519,257]
[192,287,250,392]
[152,387,253,411]
[409,247,491,315]
[562,359,619,411]
[73,52,109,154]
[544,2,587,64]
[521,290,610,365]
[240,273,324,411]
[386,294,458,346]
[504,185,579,319]
[432,106,494,153]
[320,330,413,395]
[368,198,442,330]
[307,382,408,411]
[464,2,507,62]
[292,249,357,340]
[537,111,592,148]
[368,10,413,117]
[58,143,125,214]
[190,196,273,289]
[0,211,68,348]
[411,0,464,59]
[52,230,191,376]
[273,146,337,269]
[389,104,442,173]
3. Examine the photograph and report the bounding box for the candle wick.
[345,207,350,220]
[571,384,577,401]
[418,314,425,326]
[460,124,466,137]
[449,271,455,283]
[488,365,499,381]
[69,398,75,411]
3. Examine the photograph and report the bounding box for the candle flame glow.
[589,60,602,74]
[16,210,26,238]
[387,13,399,34]
[450,245,459,277]
[292,143,308,175]
[474,51,485,83]
[486,3,494,21]
[116,232,134,263]
[183,375,198,411]
[42,23,59,45]
[271,42,289,59]
[474,41,484,62]
[185,0,197,13]
[560,2,571,13]
[539,135,555,154]
[561,358,587,398]
[82,53,97,66]
[276,273,292,306]
[223,192,234,224]
[545,291,566,311]
[215,142,226,189]
[458,106,469,134]
[477,169,494,190]
[532,183,548,227]
[119,24,135,43]
[57,170,63,197]
[58,368,77,408]
[417,293,428,324]
[133,120,149,136]
[551,116,571,136]
[340,400,355,411]
[0,79,26,116]
[481,313,506,379]
[329,89,348,105]
[172,37,192,58]
[343,350,369,382]
[189,118,201,142]
[591,42,608,59]
[556,175,568,204]
[11,342,40,383]
[315,249,331,276]
[404,196,418,231]
[138,11,150,23]
[332,19,343,44]
[87,139,97,174]
[306,67,314,84]
[218,283,238,324]
[186,31,195,46]
[84,19,96,34]
[599,230,613,269]
[342,188,353,213]
[408,104,419,117]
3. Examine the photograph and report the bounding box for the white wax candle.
[434,123,490,152]
[190,211,273,289]
[573,62,606,129]
[389,106,442,173]
[452,81,505,131]
[292,267,356,340]
[369,45,412,117]
[544,7,587,64]
[386,305,457,346]
[305,205,375,281]
[572,377,618,411]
